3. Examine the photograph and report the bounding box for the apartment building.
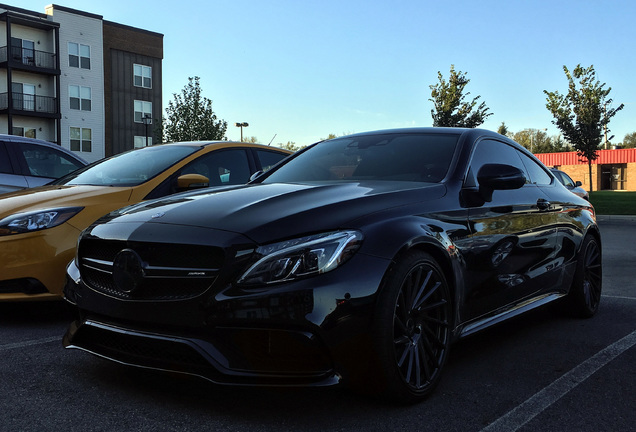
[0,3,163,163]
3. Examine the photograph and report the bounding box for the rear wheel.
[372,251,452,403]
[566,234,602,318]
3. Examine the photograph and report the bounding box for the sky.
[16,0,636,146]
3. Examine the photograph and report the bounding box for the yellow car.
[0,141,291,301]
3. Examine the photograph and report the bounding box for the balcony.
[0,46,58,73]
[0,92,58,116]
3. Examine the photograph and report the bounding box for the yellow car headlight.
[0,207,84,236]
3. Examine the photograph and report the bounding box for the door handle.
[537,199,551,210]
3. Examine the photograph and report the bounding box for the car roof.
[1,134,88,164]
[161,140,292,152]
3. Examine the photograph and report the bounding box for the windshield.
[52,145,198,186]
[263,133,459,184]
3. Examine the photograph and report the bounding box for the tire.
[566,234,602,318]
[372,251,452,404]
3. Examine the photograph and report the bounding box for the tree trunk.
[588,161,594,192]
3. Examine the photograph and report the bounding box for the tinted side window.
[466,139,528,187]
[18,143,85,178]
[181,149,250,186]
[256,149,288,172]
[556,171,574,188]
[0,143,13,174]
[518,152,552,185]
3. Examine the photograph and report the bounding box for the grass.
[588,191,636,215]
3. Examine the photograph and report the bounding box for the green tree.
[162,76,227,143]
[622,132,636,148]
[544,64,624,191]
[429,65,493,128]
[322,133,338,140]
[513,129,571,154]
[497,122,509,137]
[279,141,304,152]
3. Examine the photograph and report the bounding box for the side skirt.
[457,292,566,338]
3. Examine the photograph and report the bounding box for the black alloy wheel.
[567,234,602,318]
[373,251,452,403]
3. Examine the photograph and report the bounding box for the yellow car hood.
[0,185,134,230]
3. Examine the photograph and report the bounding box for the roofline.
[47,4,103,20]
[103,19,163,38]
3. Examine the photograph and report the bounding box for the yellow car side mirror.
[177,174,209,190]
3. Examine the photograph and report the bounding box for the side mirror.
[477,164,526,202]
[177,173,209,190]
[249,170,264,182]
[575,180,582,187]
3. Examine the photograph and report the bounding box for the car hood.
[101,181,446,244]
[0,184,133,222]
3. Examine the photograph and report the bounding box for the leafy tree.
[497,122,509,137]
[162,77,227,143]
[544,65,624,191]
[622,132,636,148]
[279,141,304,152]
[241,136,259,144]
[429,65,493,128]
[512,129,572,154]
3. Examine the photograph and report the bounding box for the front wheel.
[565,234,602,318]
[371,251,452,404]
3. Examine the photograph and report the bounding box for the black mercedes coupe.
[63,128,602,403]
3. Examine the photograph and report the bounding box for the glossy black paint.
[63,128,600,399]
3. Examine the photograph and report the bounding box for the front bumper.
[64,251,392,387]
[0,223,80,301]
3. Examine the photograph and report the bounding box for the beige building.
[0,3,162,162]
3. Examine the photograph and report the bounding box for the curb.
[596,215,636,222]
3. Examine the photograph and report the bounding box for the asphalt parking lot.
[1,218,634,432]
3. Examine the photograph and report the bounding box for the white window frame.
[134,136,153,148]
[70,127,92,152]
[134,100,152,123]
[133,64,152,89]
[69,85,92,111]
[68,42,91,69]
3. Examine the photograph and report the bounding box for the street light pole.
[142,114,152,146]
[235,122,248,141]
[530,128,548,153]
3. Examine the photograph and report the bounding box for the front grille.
[78,238,224,301]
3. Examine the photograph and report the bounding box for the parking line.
[480,329,636,432]
[602,294,636,301]
[0,336,60,351]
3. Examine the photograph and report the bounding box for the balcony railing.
[0,92,58,114]
[0,46,57,70]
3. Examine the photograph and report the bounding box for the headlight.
[238,230,363,285]
[0,207,83,236]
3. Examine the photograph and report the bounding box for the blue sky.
[18,0,636,146]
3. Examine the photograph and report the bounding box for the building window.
[12,82,36,111]
[134,64,152,89]
[70,85,91,111]
[70,127,92,152]
[11,37,35,66]
[68,42,90,69]
[12,127,36,139]
[134,100,152,123]
[134,136,153,148]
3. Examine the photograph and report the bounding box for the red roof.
[535,148,636,166]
